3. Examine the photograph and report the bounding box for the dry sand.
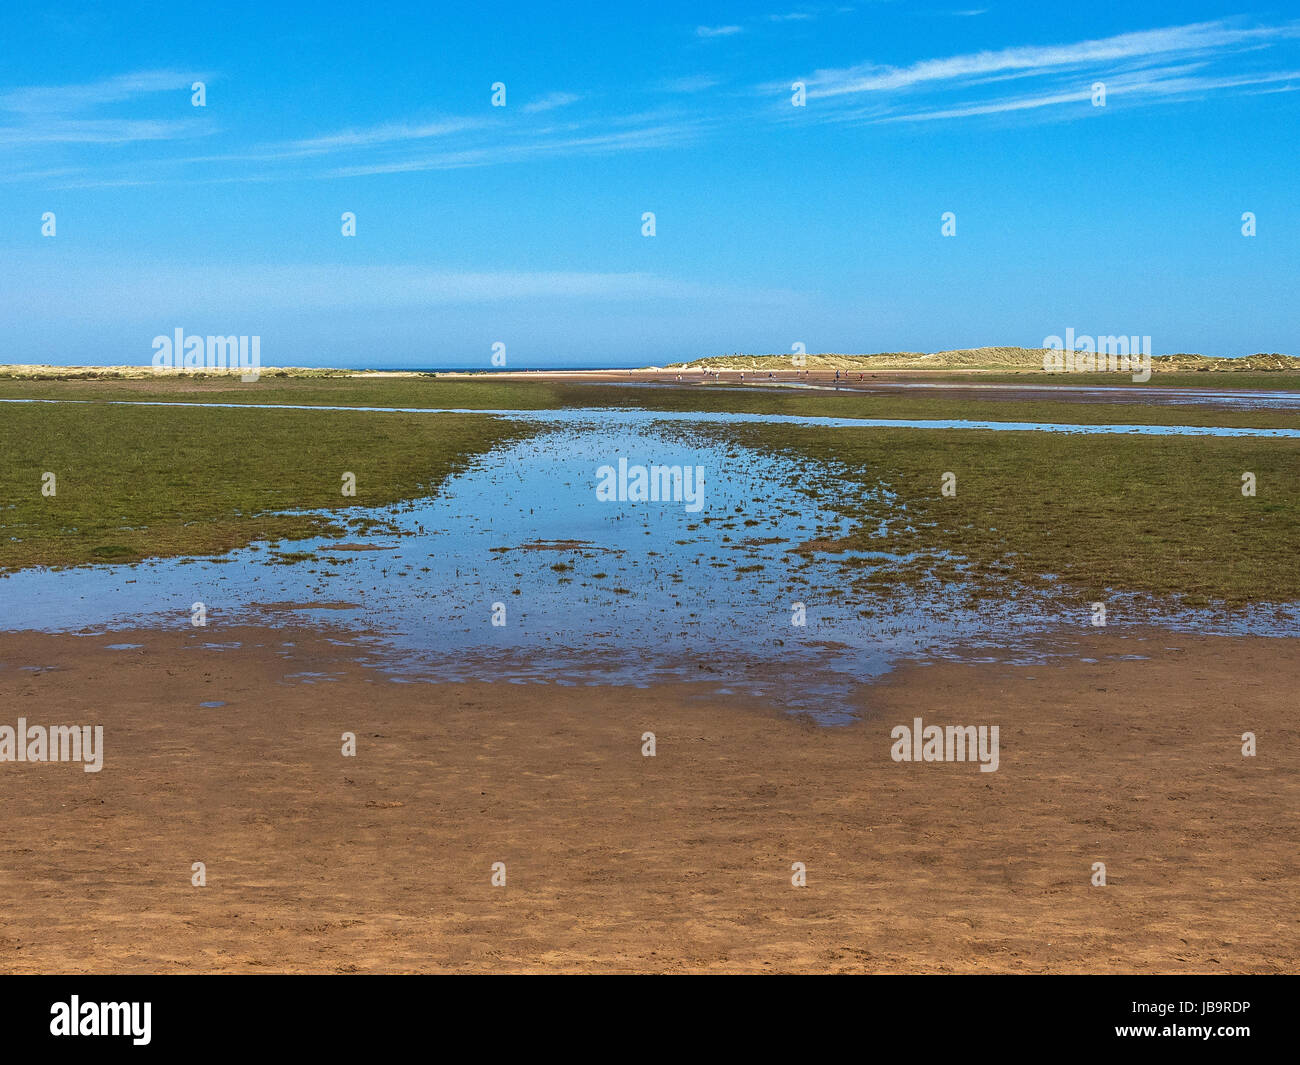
[0,625,1295,973]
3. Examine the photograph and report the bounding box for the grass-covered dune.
[0,364,356,380]
[0,401,530,571]
[668,348,1300,373]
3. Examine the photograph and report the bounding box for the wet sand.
[468,368,1300,409]
[9,367,1296,412]
[1,625,1295,973]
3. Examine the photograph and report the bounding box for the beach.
[2,623,1294,974]
[1,369,1297,974]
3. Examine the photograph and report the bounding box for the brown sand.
[453,366,953,389]
[0,626,1295,973]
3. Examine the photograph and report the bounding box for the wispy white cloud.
[1,82,705,185]
[0,118,197,146]
[800,21,1293,98]
[326,121,705,178]
[700,10,827,37]
[0,68,213,149]
[696,25,743,38]
[284,118,482,154]
[868,69,1300,125]
[522,91,582,113]
[780,19,1300,125]
[0,69,205,113]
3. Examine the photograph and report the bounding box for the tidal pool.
[2,414,1296,721]
[3,398,1299,437]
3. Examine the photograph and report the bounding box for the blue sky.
[3,2,1298,368]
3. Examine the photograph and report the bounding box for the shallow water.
[616,379,1300,412]
[2,415,1296,722]
[2,397,1298,437]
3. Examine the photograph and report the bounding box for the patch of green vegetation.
[271,551,319,564]
[0,402,531,571]
[716,424,1300,606]
[90,543,138,561]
